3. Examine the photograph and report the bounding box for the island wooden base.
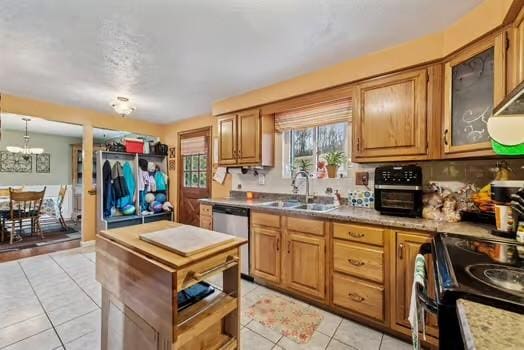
[96,221,245,350]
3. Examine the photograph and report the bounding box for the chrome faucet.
[291,171,312,203]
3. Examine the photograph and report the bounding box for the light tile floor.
[0,247,411,350]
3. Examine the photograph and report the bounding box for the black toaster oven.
[374,165,423,217]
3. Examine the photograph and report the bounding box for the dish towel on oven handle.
[408,253,427,350]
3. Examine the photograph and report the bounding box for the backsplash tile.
[231,158,524,197]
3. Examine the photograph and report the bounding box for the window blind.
[274,98,352,132]
[181,136,207,155]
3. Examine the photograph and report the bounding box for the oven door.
[418,243,464,350]
[375,186,421,217]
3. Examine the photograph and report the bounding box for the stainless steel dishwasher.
[212,205,251,280]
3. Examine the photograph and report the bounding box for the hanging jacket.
[102,160,113,217]
[112,161,129,200]
[117,162,136,208]
[154,171,168,192]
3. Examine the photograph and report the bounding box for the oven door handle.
[415,243,438,314]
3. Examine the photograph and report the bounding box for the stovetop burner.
[466,264,524,298]
[435,233,524,308]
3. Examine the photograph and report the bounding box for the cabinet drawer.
[333,241,383,283]
[252,212,280,228]
[333,223,384,246]
[200,216,212,230]
[333,273,384,321]
[177,248,239,291]
[200,204,212,216]
[286,216,325,236]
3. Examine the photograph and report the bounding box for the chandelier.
[6,118,44,159]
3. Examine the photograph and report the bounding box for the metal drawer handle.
[191,256,239,281]
[349,232,364,238]
[348,259,365,267]
[348,293,365,303]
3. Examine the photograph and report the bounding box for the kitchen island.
[96,220,247,350]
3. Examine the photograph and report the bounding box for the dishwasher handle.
[212,205,249,217]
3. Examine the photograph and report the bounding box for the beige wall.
[163,115,232,220]
[2,94,165,242]
[212,0,515,115]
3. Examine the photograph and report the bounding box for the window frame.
[282,121,350,179]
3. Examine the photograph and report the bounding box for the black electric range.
[418,233,523,349]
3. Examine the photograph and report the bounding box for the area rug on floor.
[246,294,323,344]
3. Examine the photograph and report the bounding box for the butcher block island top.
[96,220,247,350]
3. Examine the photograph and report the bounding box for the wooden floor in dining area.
[0,240,81,263]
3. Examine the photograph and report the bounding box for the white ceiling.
[0,0,482,123]
[1,113,129,140]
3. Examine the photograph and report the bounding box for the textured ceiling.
[0,0,482,123]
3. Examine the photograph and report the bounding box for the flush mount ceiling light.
[111,96,136,117]
[6,118,44,159]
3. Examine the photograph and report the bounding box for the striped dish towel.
[408,253,426,350]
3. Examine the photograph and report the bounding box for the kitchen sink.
[259,201,337,212]
[293,203,337,212]
[259,200,302,208]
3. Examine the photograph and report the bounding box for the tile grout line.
[48,254,99,307]
[17,260,66,350]
[244,319,283,346]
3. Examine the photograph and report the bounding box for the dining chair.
[57,185,68,231]
[0,187,24,240]
[4,187,46,244]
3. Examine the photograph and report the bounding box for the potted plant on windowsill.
[323,151,345,178]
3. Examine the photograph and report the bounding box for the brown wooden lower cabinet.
[333,272,384,321]
[199,204,213,230]
[391,231,439,344]
[284,231,326,300]
[251,226,281,283]
[251,212,439,347]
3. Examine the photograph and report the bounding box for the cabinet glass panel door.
[450,47,494,147]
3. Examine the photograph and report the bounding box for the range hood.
[487,80,524,155]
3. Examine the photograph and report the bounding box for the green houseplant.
[295,158,312,173]
[323,151,345,178]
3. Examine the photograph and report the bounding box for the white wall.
[0,129,82,186]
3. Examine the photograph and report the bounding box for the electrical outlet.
[355,171,369,186]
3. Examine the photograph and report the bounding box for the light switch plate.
[258,173,266,185]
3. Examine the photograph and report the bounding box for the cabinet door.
[352,68,428,161]
[516,8,524,85]
[251,227,281,283]
[218,114,237,165]
[392,232,438,339]
[237,109,261,164]
[284,232,326,300]
[443,33,506,156]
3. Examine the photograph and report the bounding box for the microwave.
[374,165,423,217]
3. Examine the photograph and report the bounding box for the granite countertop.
[200,197,506,240]
[456,299,524,350]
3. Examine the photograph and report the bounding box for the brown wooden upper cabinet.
[442,32,507,158]
[217,109,274,166]
[508,6,524,91]
[352,68,430,162]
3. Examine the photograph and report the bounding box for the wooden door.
[251,226,281,283]
[352,68,428,161]
[218,114,237,165]
[237,109,260,164]
[392,231,438,340]
[178,128,211,226]
[284,232,326,300]
[443,32,506,157]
